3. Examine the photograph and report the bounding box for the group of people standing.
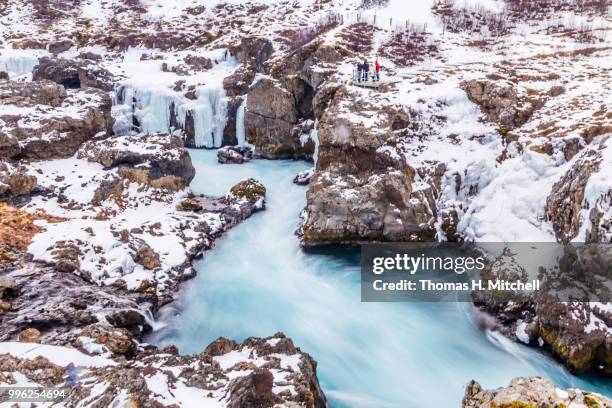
[356,58,381,83]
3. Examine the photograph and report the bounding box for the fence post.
[390,17,392,27]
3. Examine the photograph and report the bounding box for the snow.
[515,321,530,344]
[0,342,116,368]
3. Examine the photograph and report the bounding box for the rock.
[79,324,137,356]
[106,310,146,335]
[11,38,47,49]
[0,132,21,159]
[178,197,204,212]
[0,276,18,299]
[293,168,314,185]
[0,80,112,160]
[0,265,151,344]
[0,78,65,107]
[223,66,256,97]
[48,39,73,54]
[0,71,8,80]
[223,97,243,145]
[245,78,307,158]
[91,177,124,206]
[18,328,41,343]
[51,241,81,273]
[78,133,195,192]
[227,368,279,408]
[229,37,273,72]
[472,244,611,374]
[462,79,542,131]
[78,51,102,61]
[228,178,266,204]
[218,145,253,164]
[302,86,437,245]
[222,179,267,225]
[0,167,38,201]
[546,142,610,243]
[204,337,237,356]
[1,354,65,387]
[135,243,160,270]
[183,55,213,71]
[462,377,612,407]
[32,57,114,91]
[1,333,328,407]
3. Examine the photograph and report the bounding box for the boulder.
[135,243,161,270]
[18,328,41,343]
[227,368,279,408]
[218,145,253,164]
[463,377,612,407]
[0,169,38,200]
[183,55,213,71]
[293,168,314,186]
[79,324,137,356]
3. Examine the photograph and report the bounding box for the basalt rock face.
[245,77,314,159]
[546,139,611,243]
[0,79,112,160]
[32,57,115,91]
[77,133,195,192]
[229,36,274,73]
[462,377,612,408]
[302,86,436,245]
[471,245,612,374]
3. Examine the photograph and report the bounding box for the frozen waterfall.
[113,83,229,148]
[0,50,41,80]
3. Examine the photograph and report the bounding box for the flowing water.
[150,150,611,407]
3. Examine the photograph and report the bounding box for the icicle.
[191,84,228,148]
[236,98,246,146]
[111,83,229,148]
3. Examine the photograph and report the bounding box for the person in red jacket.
[374,58,381,81]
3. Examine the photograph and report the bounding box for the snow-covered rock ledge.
[463,377,611,408]
[0,128,267,341]
[0,333,327,407]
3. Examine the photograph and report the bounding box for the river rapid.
[149,150,611,408]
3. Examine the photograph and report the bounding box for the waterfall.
[236,98,246,146]
[112,82,228,148]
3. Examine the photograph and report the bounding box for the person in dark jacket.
[362,60,370,82]
[357,62,363,82]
